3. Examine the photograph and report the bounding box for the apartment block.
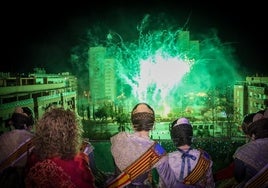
[88,47,117,105]
[0,69,78,133]
[234,76,268,123]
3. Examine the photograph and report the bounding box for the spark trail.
[81,14,242,116]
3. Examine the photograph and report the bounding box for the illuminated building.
[0,68,77,133]
[234,76,268,123]
[88,47,117,115]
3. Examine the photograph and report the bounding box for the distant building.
[88,47,117,117]
[0,68,78,133]
[234,76,268,123]
[176,30,200,60]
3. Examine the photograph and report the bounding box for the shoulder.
[168,150,180,157]
[255,137,268,144]
[0,130,34,145]
[196,148,212,160]
[11,129,34,137]
[0,129,18,138]
[111,131,129,139]
[110,132,129,143]
[234,141,256,155]
[0,131,11,141]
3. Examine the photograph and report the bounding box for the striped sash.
[106,142,166,188]
[183,149,211,185]
[244,163,268,188]
[0,137,35,173]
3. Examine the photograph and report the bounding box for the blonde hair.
[34,108,83,160]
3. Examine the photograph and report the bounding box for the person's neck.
[178,145,190,150]
[135,131,150,139]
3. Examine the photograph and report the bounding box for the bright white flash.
[135,52,191,102]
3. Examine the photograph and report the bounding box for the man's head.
[7,106,34,130]
[247,108,268,139]
[241,112,256,135]
[131,103,155,131]
[170,117,193,147]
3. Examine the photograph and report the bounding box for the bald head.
[132,103,154,115]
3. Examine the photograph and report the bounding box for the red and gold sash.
[106,142,166,188]
[244,163,268,188]
[183,149,211,185]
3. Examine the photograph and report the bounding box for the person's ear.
[251,134,256,140]
[25,125,32,131]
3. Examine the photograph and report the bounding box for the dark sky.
[1,1,267,76]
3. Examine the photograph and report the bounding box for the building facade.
[0,69,78,133]
[234,76,268,123]
[88,47,117,118]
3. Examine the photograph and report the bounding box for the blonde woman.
[25,107,96,188]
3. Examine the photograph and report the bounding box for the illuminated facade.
[234,76,268,123]
[0,69,78,133]
[88,47,117,105]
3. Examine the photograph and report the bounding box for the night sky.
[1,1,267,76]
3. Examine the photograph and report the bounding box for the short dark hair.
[241,113,256,135]
[247,109,268,139]
[8,107,34,129]
[170,118,193,147]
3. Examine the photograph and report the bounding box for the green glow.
[82,14,242,116]
[138,53,191,101]
[134,52,191,115]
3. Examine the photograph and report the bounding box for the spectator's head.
[247,108,268,139]
[170,117,193,147]
[241,112,256,135]
[6,106,34,130]
[131,103,155,131]
[34,107,83,160]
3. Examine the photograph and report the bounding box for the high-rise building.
[176,31,200,60]
[88,47,117,105]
